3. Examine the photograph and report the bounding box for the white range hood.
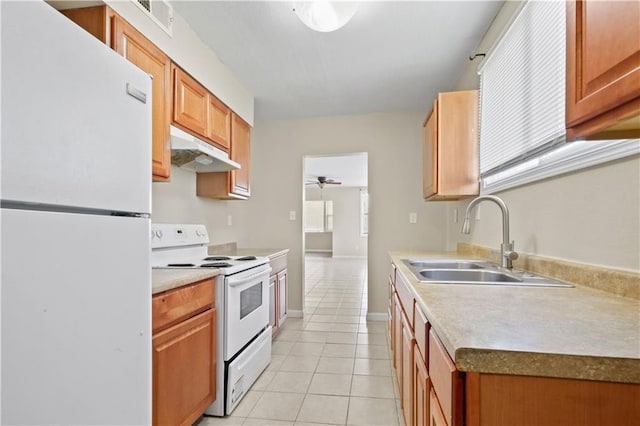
[170,125,240,172]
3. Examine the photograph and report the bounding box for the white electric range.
[151,224,272,416]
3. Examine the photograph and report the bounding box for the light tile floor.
[197,254,402,426]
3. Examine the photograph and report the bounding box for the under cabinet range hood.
[170,125,240,172]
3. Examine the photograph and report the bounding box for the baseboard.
[366,312,389,321]
[331,255,367,259]
[288,310,303,318]
[305,249,332,253]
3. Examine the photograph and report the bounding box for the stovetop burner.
[200,262,233,268]
[167,263,196,267]
[203,256,232,261]
[236,256,257,261]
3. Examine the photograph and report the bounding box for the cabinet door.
[112,15,171,181]
[566,0,640,139]
[393,294,403,397]
[153,309,216,426]
[430,390,448,426]
[414,346,430,426]
[230,113,251,198]
[172,65,208,137]
[401,312,415,426]
[277,269,288,326]
[207,95,231,152]
[422,107,437,199]
[269,274,277,332]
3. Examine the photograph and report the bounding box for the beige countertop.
[390,250,640,384]
[152,269,219,295]
[208,246,289,260]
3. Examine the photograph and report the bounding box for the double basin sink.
[402,259,573,288]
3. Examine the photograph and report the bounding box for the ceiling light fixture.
[294,1,358,33]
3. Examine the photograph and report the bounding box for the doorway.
[302,153,368,317]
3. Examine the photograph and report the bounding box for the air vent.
[131,0,173,36]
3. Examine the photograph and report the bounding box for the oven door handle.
[227,267,272,288]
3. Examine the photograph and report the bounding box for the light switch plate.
[289,210,296,221]
[227,215,233,226]
[409,212,417,224]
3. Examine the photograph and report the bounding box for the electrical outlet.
[453,208,459,223]
[409,212,417,224]
[227,215,232,226]
[289,210,296,221]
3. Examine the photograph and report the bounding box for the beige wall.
[305,232,332,252]
[241,112,448,315]
[446,156,640,272]
[306,186,367,257]
[151,166,249,245]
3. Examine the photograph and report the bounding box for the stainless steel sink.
[419,269,521,283]
[406,260,483,270]
[401,258,573,288]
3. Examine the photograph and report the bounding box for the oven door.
[224,264,271,359]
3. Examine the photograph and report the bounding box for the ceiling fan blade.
[327,181,342,185]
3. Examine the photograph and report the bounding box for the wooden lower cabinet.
[430,389,448,426]
[414,345,429,426]
[401,313,415,426]
[269,254,288,337]
[152,279,216,426]
[393,294,404,391]
[465,372,640,426]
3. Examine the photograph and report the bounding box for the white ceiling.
[170,0,503,121]
[305,153,368,188]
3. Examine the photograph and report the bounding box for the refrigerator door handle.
[126,83,147,104]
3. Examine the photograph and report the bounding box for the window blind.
[479,0,566,175]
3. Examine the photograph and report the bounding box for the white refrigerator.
[1,2,152,424]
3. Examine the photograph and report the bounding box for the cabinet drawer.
[395,272,414,329]
[152,279,215,332]
[429,329,463,426]
[414,304,430,363]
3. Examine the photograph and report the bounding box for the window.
[478,0,640,193]
[360,189,368,236]
[304,200,333,232]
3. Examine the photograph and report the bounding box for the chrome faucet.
[461,195,519,269]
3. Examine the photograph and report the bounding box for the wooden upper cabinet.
[423,90,479,201]
[112,15,171,181]
[61,6,113,45]
[207,95,232,152]
[172,64,208,137]
[566,0,640,140]
[196,113,251,200]
[60,7,171,182]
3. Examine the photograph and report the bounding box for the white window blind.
[479,0,566,175]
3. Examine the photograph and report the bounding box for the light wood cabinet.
[413,345,429,426]
[171,63,232,153]
[429,330,463,426]
[566,0,640,140]
[113,16,171,181]
[277,269,288,326]
[422,90,479,201]
[172,64,208,137]
[196,113,252,200]
[401,312,415,426]
[60,6,172,182]
[268,254,288,336]
[152,279,216,426]
[207,95,232,151]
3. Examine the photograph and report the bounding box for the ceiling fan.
[306,176,342,189]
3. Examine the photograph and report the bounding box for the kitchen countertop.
[208,246,289,260]
[390,250,640,384]
[152,269,219,295]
